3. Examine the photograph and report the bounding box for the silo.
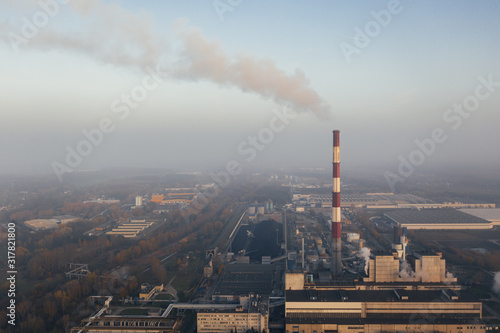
[248,205,256,216]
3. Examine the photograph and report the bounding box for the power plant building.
[285,251,485,333]
[285,288,484,333]
[283,129,486,333]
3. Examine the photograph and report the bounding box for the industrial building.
[294,192,494,211]
[248,200,274,220]
[212,264,275,302]
[283,130,486,333]
[106,219,155,238]
[285,250,485,332]
[285,288,484,333]
[384,209,493,230]
[197,294,269,333]
[363,251,457,286]
[459,208,500,226]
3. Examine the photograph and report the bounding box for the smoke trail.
[358,247,370,275]
[1,0,164,69]
[493,272,500,294]
[1,0,331,118]
[172,20,331,118]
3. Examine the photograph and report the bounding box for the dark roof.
[286,317,485,325]
[213,264,274,296]
[384,209,490,225]
[285,289,480,303]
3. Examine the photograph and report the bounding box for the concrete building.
[135,195,143,207]
[363,251,457,285]
[285,251,484,333]
[285,288,485,333]
[197,294,269,333]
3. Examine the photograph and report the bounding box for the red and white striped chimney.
[331,130,342,276]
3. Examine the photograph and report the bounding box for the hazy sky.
[1,0,499,179]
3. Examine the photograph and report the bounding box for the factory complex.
[284,130,489,333]
[69,130,498,333]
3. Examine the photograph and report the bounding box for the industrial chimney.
[331,130,342,276]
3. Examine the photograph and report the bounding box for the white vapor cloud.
[0,0,331,118]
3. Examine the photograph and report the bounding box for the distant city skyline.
[1,0,499,177]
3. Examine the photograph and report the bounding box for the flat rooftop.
[286,288,478,303]
[285,317,484,326]
[384,209,490,225]
[460,208,500,223]
[213,264,274,297]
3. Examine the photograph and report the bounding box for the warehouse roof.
[460,208,500,223]
[384,209,490,225]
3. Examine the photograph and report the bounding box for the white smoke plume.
[358,247,370,275]
[493,272,500,294]
[172,20,331,118]
[399,260,415,279]
[2,0,164,69]
[1,0,331,118]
